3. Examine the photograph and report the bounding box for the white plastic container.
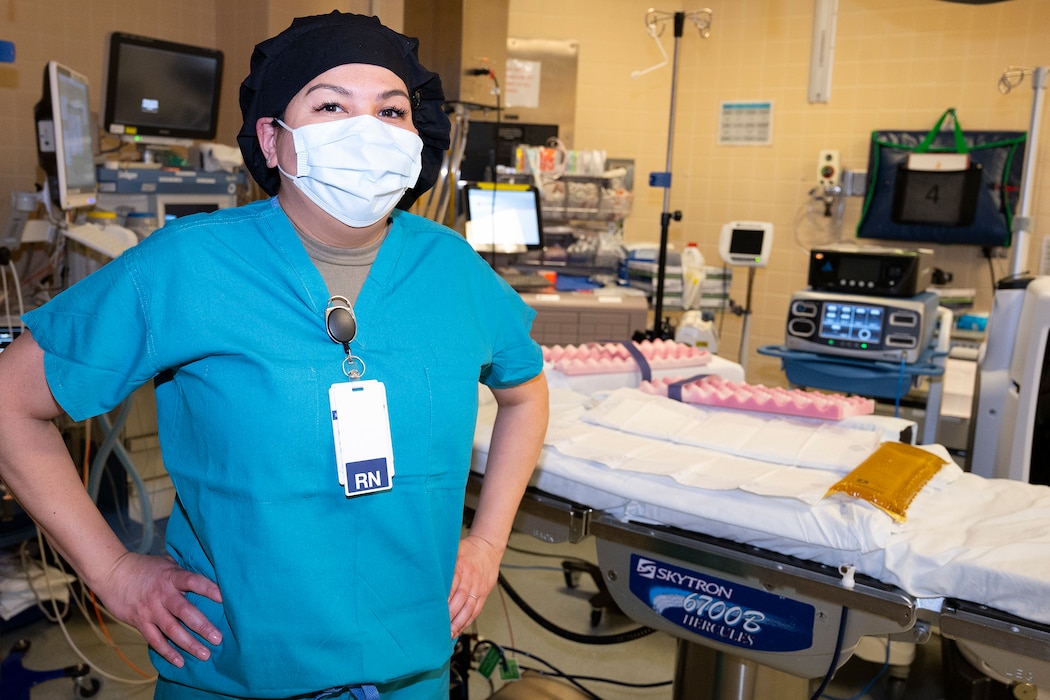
[125,212,159,240]
[676,309,719,352]
[681,242,705,310]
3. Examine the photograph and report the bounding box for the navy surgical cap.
[238,11,450,208]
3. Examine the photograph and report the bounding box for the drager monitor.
[102,32,223,146]
[463,182,545,254]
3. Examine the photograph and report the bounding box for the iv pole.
[968,65,1048,478]
[635,9,713,339]
[1002,65,1047,278]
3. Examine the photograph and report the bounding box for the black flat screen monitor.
[102,32,223,145]
[463,182,544,254]
[460,122,559,181]
[35,61,98,211]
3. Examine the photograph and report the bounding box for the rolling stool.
[1,639,100,700]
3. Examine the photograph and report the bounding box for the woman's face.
[260,63,417,176]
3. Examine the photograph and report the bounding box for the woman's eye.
[317,102,344,113]
[380,107,409,119]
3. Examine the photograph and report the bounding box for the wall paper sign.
[628,553,815,652]
[505,58,541,109]
[718,101,774,146]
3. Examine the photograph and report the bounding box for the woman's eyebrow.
[305,84,410,101]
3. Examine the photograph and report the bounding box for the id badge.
[329,380,395,497]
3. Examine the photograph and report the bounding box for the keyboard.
[63,222,138,259]
[500,272,553,291]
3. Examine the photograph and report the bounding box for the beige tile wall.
[0,0,402,226]
[509,0,1050,386]
[0,0,218,221]
[1,0,1047,389]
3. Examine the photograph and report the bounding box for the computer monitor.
[102,32,223,147]
[154,193,233,225]
[34,61,98,211]
[460,122,559,181]
[463,182,545,254]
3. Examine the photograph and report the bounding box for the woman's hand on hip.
[94,551,223,668]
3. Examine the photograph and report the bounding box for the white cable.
[19,537,68,623]
[793,187,846,251]
[22,530,158,685]
[2,263,10,334]
[7,259,26,333]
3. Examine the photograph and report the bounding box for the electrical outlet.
[817,149,841,191]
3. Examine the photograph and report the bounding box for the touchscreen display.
[0,327,20,353]
[729,228,765,255]
[819,303,883,343]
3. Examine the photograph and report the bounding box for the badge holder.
[325,296,395,497]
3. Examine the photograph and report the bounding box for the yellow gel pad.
[824,442,948,522]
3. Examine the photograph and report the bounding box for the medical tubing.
[822,637,891,700]
[809,606,849,700]
[2,259,10,331]
[1,252,25,334]
[12,261,25,333]
[25,534,158,685]
[87,398,154,554]
[496,572,656,645]
[498,646,603,699]
[894,355,906,418]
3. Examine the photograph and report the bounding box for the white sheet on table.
[475,386,1050,626]
[879,472,1050,622]
[476,387,898,550]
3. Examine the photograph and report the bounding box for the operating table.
[468,373,1050,699]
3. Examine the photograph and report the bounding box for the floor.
[2,531,960,700]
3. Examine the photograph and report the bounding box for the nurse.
[0,12,548,700]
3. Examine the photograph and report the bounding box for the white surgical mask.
[276,115,423,228]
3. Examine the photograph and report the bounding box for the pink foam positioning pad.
[641,374,875,420]
[543,339,712,376]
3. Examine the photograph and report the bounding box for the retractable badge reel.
[326,295,365,379]
[325,296,395,497]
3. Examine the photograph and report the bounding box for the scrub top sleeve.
[23,251,157,422]
[480,289,543,390]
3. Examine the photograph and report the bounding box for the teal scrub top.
[25,199,542,697]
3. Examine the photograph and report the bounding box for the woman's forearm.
[0,333,130,588]
[470,373,549,552]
